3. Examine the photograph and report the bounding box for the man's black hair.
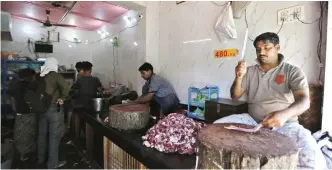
[75,62,83,71]
[138,62,153,72]
[82,61,93,71]
[17,68,36,81]
[253,32,280,48]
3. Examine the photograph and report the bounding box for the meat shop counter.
[73,110,196,169]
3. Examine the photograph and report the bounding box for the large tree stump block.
[108,104,150,130]
[197,123,299,169]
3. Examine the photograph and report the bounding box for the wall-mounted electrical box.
[277,5,304,25]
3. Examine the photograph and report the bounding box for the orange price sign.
[214,49,239,58]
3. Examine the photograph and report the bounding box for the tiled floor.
[1,119,100,169]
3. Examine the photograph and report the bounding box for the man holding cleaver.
[214,32,326,168]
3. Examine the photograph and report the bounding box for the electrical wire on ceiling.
[90,18,141,44]
[58,17,142,44]
[59,38,82,44]
[244,8,285,42]
[211,1,230,6]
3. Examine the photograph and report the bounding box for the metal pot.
[92,98,109,112]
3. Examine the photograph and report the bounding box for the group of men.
[8,31,327,169]
[8,57,179,168]
[9,58,69,168]
[9,59,106,168]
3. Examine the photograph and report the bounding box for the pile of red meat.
[142,113,205,154]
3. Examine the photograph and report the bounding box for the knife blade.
[240,28,249,61]
[224,123,262,133]
[117,103,137,107]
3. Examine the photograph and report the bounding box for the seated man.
[214,32,326,169]
[134,62,179,118]
[70,61,103,111]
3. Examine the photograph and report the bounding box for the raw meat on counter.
[142,113,205,154]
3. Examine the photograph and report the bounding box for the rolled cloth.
[40,57,59,77]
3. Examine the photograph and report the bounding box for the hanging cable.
[90,18,141,44]
[59,38,82,44]
[27,38,34,54]
[26,38,40,58]
[17,41,29,55]
[295,15,320,24]
[116,45,119,84]
[53,17,141,45]
[244,9,284,42]
[276,19,284,34]
[116,44,119,66]
[112,45,117,84]
[317,1,324,85]
[113,45,115,83]
[295,2,324,84]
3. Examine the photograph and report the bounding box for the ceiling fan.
[51,1,72,10]
[19,9,76,28]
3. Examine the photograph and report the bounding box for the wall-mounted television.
[34,43,53,53]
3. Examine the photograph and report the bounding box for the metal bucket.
[92,98,109,112]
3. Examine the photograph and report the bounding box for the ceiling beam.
[21,1,115,25]
[68,11,111,23]
[19,1,67,12]
[11,1,126,31]
[12,14,94,31]
[53,1,77,31]
[102,1,129,10]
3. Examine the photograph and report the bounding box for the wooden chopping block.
[197,123,299,169]
[108,104,150,130]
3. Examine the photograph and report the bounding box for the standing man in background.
[70,61,103,111]
[75,61,84,80]
[68,61,103,140]
[37,57,70,169]
[214,32,326,168]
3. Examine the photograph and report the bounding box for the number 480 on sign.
[214,49,239,58]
